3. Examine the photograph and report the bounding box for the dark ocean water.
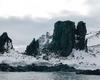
[0,72,99,80]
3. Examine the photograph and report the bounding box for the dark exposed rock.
[0,32,13,53]
[76,69,100,75]
[75,21,87,50]
[49,20,76,56]
[0,63,100,75]
[0,63,75,72]
[25,38,39,56]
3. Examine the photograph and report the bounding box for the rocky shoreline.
[76,69,100,75]
[0,63,75,72]
[0,63,100,75]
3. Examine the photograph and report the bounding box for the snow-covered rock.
[38,32,52,50]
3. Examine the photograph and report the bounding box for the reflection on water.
[0,72,99,80]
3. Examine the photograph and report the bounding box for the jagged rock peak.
[0,32,13,53]
[25,38,39,56]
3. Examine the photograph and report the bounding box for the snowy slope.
[87,31,100,46]
[0,49,37,66]
[0,49,60,67]
[63,48,100,70]
[14,45,26,53]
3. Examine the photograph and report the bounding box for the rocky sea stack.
[49,20,76,56]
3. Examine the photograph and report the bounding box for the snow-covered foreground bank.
[0,46,100,71]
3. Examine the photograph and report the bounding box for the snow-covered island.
[0,20,100,74]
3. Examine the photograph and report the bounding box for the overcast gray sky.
[0,0,100,49]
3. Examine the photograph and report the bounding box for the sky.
[0,0,100,51]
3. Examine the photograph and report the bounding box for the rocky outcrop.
[0,32,13,53]
[38,32,52,50]
[75,21,87,50]
[38,32,52,55]
[48,21,87,56]
[25,32,52,57]
[0,63,75,72]
[25,20,87,57]
[49,20,76,56]
[25,38,39,56]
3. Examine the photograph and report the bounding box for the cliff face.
[0,32,13,53]
[75,21,87,50]
[49,20,76,56]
